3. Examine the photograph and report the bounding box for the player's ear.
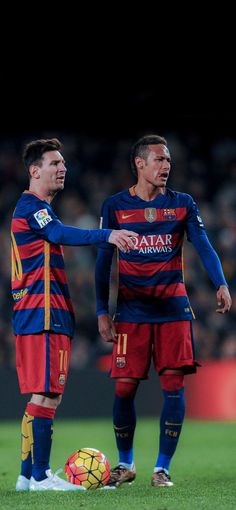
[29,164,40,179]
[135,156,144,171]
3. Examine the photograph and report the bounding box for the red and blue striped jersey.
[95,186,227,323]
[11,191,111,336]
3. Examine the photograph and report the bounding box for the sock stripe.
[26,403,55,419]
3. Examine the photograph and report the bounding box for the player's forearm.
[47,222,112,246]
[191,234,228,288]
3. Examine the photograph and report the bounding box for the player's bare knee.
[31,392,62,409]
[45,394,62,408]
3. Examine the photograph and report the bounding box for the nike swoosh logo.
[121,213,136,219]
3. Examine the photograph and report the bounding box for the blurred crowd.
[1,130,236,369]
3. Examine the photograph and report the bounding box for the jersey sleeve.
[27,205,112,245]
[100,197,119,229]
[185,195,206,240]
[185,196,228,288]
[95,198,117,315]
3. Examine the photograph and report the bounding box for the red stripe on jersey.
[14,293,73,312]
[50,268,68,284]
[52,245,64,256]
[119,282,187,300]
[18,241,63,259]
[174,208,186,220]
[18,239,45,258]
[12,218,30,232]
[119,257,183,276]
[51,294,74,312]
[14,293,45,310]
[12,267,68,290]
[12,267,43,289]
[115,207,187,224]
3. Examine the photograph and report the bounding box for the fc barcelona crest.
[144,208,157,223]
[162,208,176,220]
[59,373,66,385]
[116,356,126,368]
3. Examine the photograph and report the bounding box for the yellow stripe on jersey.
[44,241,50,330]
[11,230,23,282]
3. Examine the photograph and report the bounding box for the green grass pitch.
[0,418,235,509]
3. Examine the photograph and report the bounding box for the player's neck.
[133,184,165,201]
[29,184,56,204]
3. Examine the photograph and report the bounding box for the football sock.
[119,451,134,467]
[20,411,33,479]
[155,387,185,472]
[113,381,138,465]
[26,403,55,481]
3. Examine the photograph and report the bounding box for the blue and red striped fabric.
[96,186,208,323]
[11,191,75,335]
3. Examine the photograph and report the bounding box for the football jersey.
[11,191,111,336]
[96,186,212,323]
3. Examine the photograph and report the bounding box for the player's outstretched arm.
[43,220,138,249]
[108,230,137,253]
[98,314,117,343]
[216,285,232,313]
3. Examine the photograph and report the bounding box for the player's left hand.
[216,285,232,313]
[98,314,117,343]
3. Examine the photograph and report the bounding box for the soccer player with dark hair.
[95,134,232,488]
[12,138,137,491]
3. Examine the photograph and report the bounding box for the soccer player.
[12,138,137,491]
[95,134,232,488]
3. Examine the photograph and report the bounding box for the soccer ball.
[64,447,110,489]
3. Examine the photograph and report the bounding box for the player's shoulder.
[102,189,130,208]
[167,188,195,206]
[14,191,51,217]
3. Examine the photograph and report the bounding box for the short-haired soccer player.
[12,138,137,491]
[95,134,231,488]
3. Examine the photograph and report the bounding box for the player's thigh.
[49,332,71,390]
[111,322,152,379]
[15,332,71,394]
[153,321,196,374]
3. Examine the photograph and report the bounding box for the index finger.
[122,230,138,236]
